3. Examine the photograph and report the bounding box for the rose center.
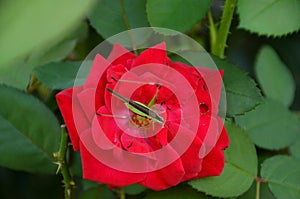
[131,113,151,127]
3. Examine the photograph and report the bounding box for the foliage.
[237,0,300,36]
[189,122,258,197]
[0,0,300,198]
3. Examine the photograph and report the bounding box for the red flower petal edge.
[56,42,229,190]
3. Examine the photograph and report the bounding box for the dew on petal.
[113,134,118,143]
[199,102,209,114]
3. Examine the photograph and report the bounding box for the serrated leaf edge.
[0,84,58,161]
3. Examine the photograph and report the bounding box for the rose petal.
[199,116,223,142]
[56,42,229,190]
[139,154,185,190]
[157,87,179,107]
[93,106,124,149]
[153,128,168,147]
[132,42,167,67]
[106,64,128,83]
[196,144,225,178]
[171,62,201,89]
[180,136,203,181]
[195,78,213,115]
[84,54,109,89]
[79,138,146,187]
[198,115,224,158]
[165,120,202,180]
[154,64,195,105]
[107,43,136,66]
[196,122,228,178]
[120,133,156,153]
[197,68,224,114]
[131,84,157,105]
[215,119,229,150]
[56,87,90,151]
[95,73,108,109]
[77,88,97,122]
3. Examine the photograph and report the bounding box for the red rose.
[56,42,229,190]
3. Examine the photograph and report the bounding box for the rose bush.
[56,43,229,190]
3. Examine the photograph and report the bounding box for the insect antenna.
[95,112,129,119]
[111,76,163,87]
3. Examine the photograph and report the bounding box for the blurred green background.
[1,0,300,198]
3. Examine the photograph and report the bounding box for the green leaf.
[0,85,61,174]
[79,186,117,199]
[34,62,83,89]
[237,0,300,36]
[0,24,87,90]
[212,56,263,116]
[144,185,211,199]
[70,152,83,177]
[261,155,300,199]
[0,0,95,68]
[30,23,88,68]
[124,184,146,195]
[189,122,257,197]
[81,180,99,191]
[255,45,295,107]
[147,0,211,33]
[0,60,30,90]
[89,0,148,39]
[238,181,276,199]
[235,98,300,150]
[289,138,300,160]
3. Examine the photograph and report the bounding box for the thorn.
[70,181,76,186]
[66,189,71,197]
[53,161,62,174]
[53,152,58,158]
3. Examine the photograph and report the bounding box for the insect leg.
[95,112,129,119]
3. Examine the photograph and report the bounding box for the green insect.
[96,83,166,149]
[105,87,164,125]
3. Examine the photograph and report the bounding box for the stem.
[208,11,217,54]
[211,0,236,58]
[293,111,300,118]
[54,125,75,199]
[256,181,261,199]
[27,74,41,94]
[255,176,267,199]
[118,0,137,55]
[119,188,126,199]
